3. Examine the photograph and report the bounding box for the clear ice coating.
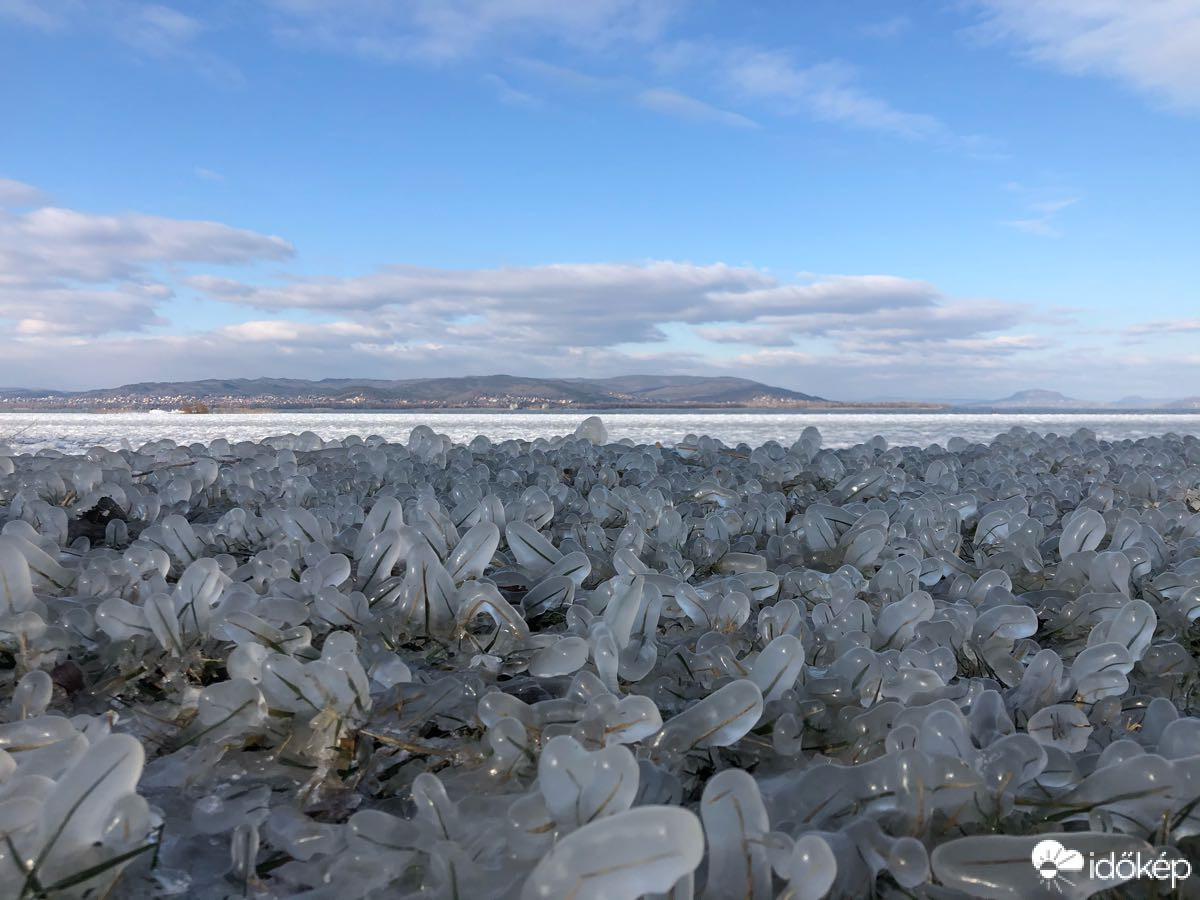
[521,806,703,900]
[2,421,1200,897]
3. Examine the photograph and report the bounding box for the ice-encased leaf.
[758,598,801,643]
[10,670,53,720]
[521,806,703,900]
[1070,642,1134,703]
[94,596,153,641]
[1060,508,1107,558]
[547,550,592,587]
[354,497,405,561]
[1027,704,1093,753]
[456,581,530,648]
[875,590,934,650]
[260,653,325,713]
[700,768,771,899]
[529,636,589,677]
[196,678,267,742]
[749,634,804,702]
[775,834,837,900]
[174,557,226,635]
[1086,599,1155,661]
[0,535,36,615]
[145,591,184,654]
[652,679,763,753]
[506,521,563,575]
[445,521,500,584]
[1,532,74,592]
[584,693,664,746]
[397,549,458,636]
[149,514,205,565]
[411,772,462,843]
[604,576,649,649]
[347,808,421,856]
[33,734,145,877]
[355,527,414,592]
[538,735,638,828]
[486,716,535,779]
[589,620,620,693]
[524,575,576,617]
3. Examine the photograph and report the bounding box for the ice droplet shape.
[521,806,702,900]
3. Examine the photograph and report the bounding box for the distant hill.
[4,378,1194,411]
[971,389,1088,409]
[964,389,1200,411]
[0,375,862,411]
[587,375,823,404]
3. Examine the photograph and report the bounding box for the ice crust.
[1,422,1200,897]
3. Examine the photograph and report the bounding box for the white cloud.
[0,177,46,208]
[0,0,74,30]
[482,74,541,107]
[1003,217,1057,237]
[185,260,1036,383]
[197,260,783,348]
[0,180,293,337]
[117,3,202,56]
[696,294,1030,359]
[9,323,1194,400]
[214,319,386,344]
[723,52,947,140]
[974,0,1200,111]
[1001,190,1078,237]
[262,2,961,144]
[637,88,757,128]
[268,0,675,63]
[0,183,1119,399]
[704,275,940,316]
[0,284,168,336]
[694,325,797,346]
[1,206,292,283]
[0,0,239,82]
[861,16,911,39]
[196,260,773,314]
[512,57,623,92]
[1127,317,1200,335]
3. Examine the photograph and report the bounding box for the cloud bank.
[2,176,1192,400]
[974,0,1200,111]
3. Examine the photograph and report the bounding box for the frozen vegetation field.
[2,416,1200,898]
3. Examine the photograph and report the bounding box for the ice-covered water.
[5,410,1200,453]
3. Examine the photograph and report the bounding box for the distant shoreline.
[2,405,1199,416]
[0,402,947,414]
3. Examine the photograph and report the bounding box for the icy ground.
[3,410,1200,454]
[2,419,1200,898]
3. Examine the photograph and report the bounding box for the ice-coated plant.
[2,422,1200,896]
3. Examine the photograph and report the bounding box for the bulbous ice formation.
[521,806,703,899]
[0,420,1198,897]
[573,416,608,445]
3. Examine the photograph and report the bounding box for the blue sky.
[1,0,1198,399]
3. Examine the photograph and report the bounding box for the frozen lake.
[4,410,1200,453]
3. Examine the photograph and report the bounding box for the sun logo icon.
[1032,839,1085,892]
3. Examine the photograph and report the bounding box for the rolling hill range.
[0,375,870,410]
